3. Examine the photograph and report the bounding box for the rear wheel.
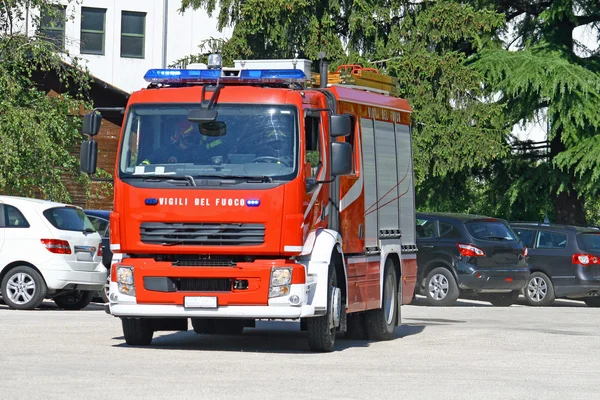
[584,297,600,307]
[100,271,110,303]
[53,290,94,310]
[307,265,339,352]
[365,259,398,341]
[486,290,520,307]
[524,272,555,306]
[122,318,154,346]
[425,267,459,306]
[1,266,47,310]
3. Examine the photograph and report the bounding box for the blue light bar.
[240,69,307,80]
[144,68,307,84]
[144,69,221,83]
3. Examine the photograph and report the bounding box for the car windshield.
[119,104,298,181]
[43,207,96,232]
[465,220,517,241]
[577,233,600,253]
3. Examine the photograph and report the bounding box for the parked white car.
[0,196,107,310]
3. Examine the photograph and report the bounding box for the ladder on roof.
[311,64,398,95]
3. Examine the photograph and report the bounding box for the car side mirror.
[331,142,352,176]
[83,112,102,136]
[80,140,98,175]
[330,115,352,137]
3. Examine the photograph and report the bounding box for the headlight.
[116,266,134,285]
[116,266,135,296]
[271,268,292,287]
[269,286,290,298]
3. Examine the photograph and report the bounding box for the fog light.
[289,295,300,305]
[269,285,290,298]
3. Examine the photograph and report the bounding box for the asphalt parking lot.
[0,296,598,400]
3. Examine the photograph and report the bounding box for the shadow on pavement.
[111,320,425,353]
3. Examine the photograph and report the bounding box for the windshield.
[119,104,298,181]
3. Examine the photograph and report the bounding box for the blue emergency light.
[143,68,307,84]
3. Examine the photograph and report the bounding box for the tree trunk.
[553,190,586,226]
[550,128,587,226]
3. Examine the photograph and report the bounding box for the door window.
[87,216,109,237]
[416,217,437,238]
[0,205,30,228]
[514,228,535,248]
[536,231,567,249]
[439,221,462,239]
[304,115,322,179]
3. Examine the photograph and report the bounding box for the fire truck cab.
[80,57,417,352]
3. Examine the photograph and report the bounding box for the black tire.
[122,318,154,346]
[345,313,367,340]
[53,290,94,310]
[100,271,110,304]
[307,266,338,352]
[524,272,555,306]
[191,318,216,334]
[584,297,600,307]
[486,290,520,307]
[1,266,47,310]
[424,267,459,306]
[365,259,398,341]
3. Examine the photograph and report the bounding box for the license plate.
[184,296,217,308]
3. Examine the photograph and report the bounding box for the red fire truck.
[80,57,417,352]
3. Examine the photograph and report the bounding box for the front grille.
[173,259,236,267]
[174,278,232,292]
[140,222,265,246]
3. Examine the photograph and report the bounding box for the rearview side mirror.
[83,112,102,136]
[80,140,98,175]
[330,115,352,137]
[330,142,352,176]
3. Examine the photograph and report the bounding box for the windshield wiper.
[124,174,196,186]
[83,228,96,234]
[483,235,509,241]
[197,175,273,183]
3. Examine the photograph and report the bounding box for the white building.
[24,0,232,93]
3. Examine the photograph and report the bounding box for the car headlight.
[116,266,134,285]
[271,268,292,287]
[116,266,135,296]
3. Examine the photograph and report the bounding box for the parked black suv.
[416,213,529,306]
[511,222,600,307]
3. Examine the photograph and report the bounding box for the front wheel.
[307,266,339,352]
[122,318,154,346]
[53,290,94,310]
[1,266,47,310]
[365,259,398,341]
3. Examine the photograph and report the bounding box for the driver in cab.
[142,121,223,164]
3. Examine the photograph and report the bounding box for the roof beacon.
[143,68,307,85]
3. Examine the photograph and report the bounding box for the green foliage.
[0,0,92,202]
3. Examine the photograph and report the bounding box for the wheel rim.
[103,274,110,301]
[527,276,548,302]
[384,273,395,325]
[6,272,36,305]
[428,274,449,300]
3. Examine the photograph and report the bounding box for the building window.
[80,7,106,55]
[40,5,66,48]
[121,11,146,58]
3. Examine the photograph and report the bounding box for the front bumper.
[458,267,529,292]
[107,281,318,319]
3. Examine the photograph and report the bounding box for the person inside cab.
[142,120,223,164]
